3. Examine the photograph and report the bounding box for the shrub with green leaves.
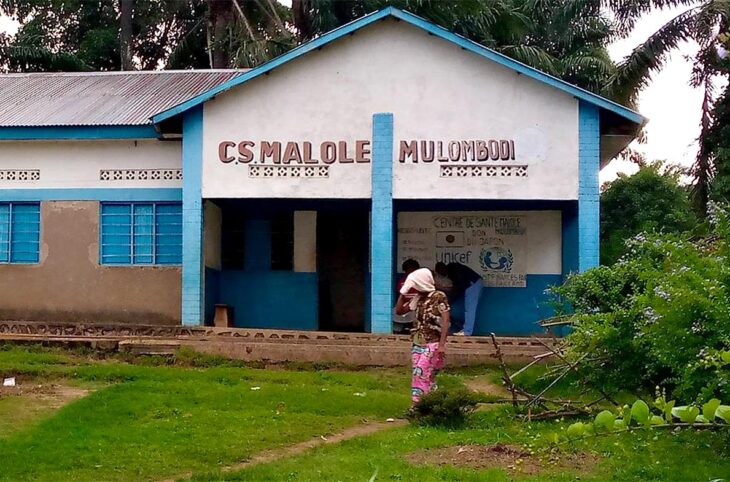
[557,395,730,444]
[600,162,697,265]
[407,387,481,427]
[550,203,730,402]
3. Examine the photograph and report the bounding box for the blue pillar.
[370,113,394,333]
[561,201,579,278]
[578,101,600,271]
[181,106,204,326]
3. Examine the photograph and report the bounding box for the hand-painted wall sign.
[217,139,518,165]
[398,140,516,163]
[218,140,371,165]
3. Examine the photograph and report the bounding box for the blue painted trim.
[0,125,159,140]
[181,106,204,326]
[561,201,579,277]
[152,7,644,126]
[370,112,394,334]
[0,188,181,202]
[578,101,600,271]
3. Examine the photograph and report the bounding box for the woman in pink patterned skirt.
[395,268,451,405]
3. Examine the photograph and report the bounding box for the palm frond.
[498,44,559,74]
[605,6,697,105]
[605,0,698,35]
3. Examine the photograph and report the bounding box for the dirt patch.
[463,376,510,398]
[407,443,598,477]
[0,378,92,437]
[163,419,408,482]
[0,379,90,409]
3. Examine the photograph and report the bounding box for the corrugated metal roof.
[0,70,246,127]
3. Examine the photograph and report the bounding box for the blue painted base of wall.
[218,271,318,330]
[448,274,562,336]
[210,271,557,334]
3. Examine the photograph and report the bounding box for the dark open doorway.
[317,210,369,332]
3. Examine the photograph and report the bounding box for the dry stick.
[530,336,620,407]
[525,352,591,410]
[488,334,552,410]
[490,333,519,407]
[529,409,586,420]
[509,352,554,380]
[584,395,608,408]
[481,397,586,405]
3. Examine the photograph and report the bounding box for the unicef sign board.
[397,212,530,287]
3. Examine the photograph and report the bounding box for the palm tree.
[606,0,730,214]
[290,0,621,94]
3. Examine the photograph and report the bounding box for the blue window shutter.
[100,202,182,265]
[101,203,132,264]
[133,203,154,264]
[155,203,182,265]
[0,204,10,263]
[0,202,40,264]
[10,203,40,263]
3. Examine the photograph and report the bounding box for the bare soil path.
[0,379,91,437]
[164,419,408,482]
[463,375,510,398]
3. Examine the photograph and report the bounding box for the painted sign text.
[218,140,371,165]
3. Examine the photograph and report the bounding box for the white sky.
[603,5,703,182]
[0,6,706,183]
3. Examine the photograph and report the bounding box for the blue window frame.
[0,202,40,264]
[100,202,182,265]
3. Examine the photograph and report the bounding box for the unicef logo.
[480,247,514,273]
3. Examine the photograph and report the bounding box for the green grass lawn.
[196,409,730,482]
[0,346,409,481]
[1,345,729,482]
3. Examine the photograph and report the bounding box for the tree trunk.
[694,78,715,217]
[119,0,134,70]
[207,0,233,68]
[291,0,312,41]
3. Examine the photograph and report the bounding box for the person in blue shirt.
[441,262,482,336]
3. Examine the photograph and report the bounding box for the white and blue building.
[0,8,644,335]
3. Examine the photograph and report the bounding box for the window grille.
[0,202,40,264]
[100,202,182,265]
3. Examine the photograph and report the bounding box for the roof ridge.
[151,6,644,127]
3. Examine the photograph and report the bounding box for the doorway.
[317,210,368,332]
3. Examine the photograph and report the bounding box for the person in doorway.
[433,262,454,295]
[392,259,420,334]
[446,262,482,336]
[395,268,451,405]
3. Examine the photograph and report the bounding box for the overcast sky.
[0,6,705,183]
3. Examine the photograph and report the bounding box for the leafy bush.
[600,162,697,265]
[554,395,730,445]
[407,387,481,427]
[551,203,730,402]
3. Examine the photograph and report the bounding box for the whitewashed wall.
[202,19,579,200]
[204,201,223,270]
[397,211,562,277]
[293,211,317,273]
[0,140,182,189]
